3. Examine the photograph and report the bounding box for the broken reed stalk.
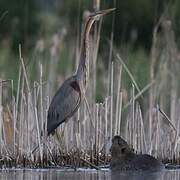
[158,106,178,151]
[98,103,102,153]
[19,45,30,92]
[104,97,108,156]
[132,84,135,149]
[39,63,44,135]
[138,104,147,153]
[155,104,160,158]
[135,103,140,152]
[95,103,99,157]
[0,80,2,154]
[117,92,122,136]
[115,65,122,135]
[123,81,154,110]
[110,61,114,140]
[116,54,141,96]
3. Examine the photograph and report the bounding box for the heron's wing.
[47,79,81,135]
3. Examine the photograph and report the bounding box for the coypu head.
[110,136,134,160]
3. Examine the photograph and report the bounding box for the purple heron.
[47,8,115,136]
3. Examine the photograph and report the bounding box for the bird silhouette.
[47,8,115,136]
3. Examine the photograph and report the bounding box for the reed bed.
[0,15,179,168]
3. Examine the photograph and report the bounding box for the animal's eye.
[121,147,126,154]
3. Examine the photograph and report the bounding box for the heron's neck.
[76,18,94,87]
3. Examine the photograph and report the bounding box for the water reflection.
[112,171,160,180]
[0,168,179,180]
[112,170,180,180]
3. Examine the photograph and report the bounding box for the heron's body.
[47,8,115,136]
[47,76,81,135]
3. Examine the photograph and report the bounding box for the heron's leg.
[54,121,67,144]
[85,96,95,129]
[61,121,67,138]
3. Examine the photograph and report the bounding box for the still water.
[0,168,180,180]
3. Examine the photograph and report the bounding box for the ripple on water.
[0,168,179,180]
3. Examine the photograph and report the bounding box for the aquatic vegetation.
[0,5,179,169]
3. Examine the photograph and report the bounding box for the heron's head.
[89,8,115,21]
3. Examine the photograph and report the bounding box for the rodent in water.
[110,136,164,171]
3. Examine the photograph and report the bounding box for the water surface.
[0,168,179,180]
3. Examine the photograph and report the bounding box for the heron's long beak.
[90,8,116,18]
[97,8,116,16]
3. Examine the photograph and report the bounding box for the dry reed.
[0,14,179,168]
